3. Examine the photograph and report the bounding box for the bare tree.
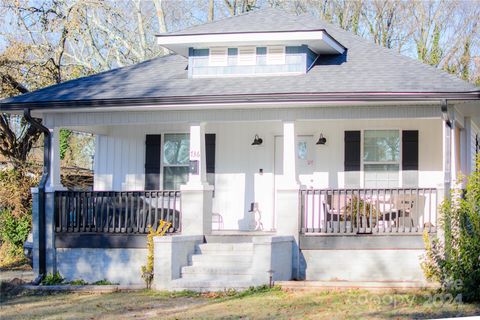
[208,0,215,21]
[223,0,257,16]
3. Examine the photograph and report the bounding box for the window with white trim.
[163,134,190,190]
[266,46,285,65]
[209,47,228,66]
[238,46,256,65]
[363,130,400,188]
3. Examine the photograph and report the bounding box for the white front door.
[274,135,316,187]
[296,135,316,189]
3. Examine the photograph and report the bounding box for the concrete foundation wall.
[301,249,426,282]
[56,248,147,284]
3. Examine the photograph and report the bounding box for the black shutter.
[402,130,419,170]
[205,134,216,173]
[145,134,161,190]
[344,131,361,171]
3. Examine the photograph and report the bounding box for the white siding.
[295,119,443,189]
[94,123,190,191]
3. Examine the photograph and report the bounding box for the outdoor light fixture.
[252,134,263,145]
[316,133,327,145]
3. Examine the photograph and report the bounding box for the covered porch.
[40,101,468,237]
[28,99,479,285]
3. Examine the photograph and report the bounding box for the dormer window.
[160,29,345,78]
[238,47,256,65]
[267,46,285,65]
[209,47,228,66]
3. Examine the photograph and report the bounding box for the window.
[163,134,190,190]
[298,141,307,160]
[267,46,285,65]
[209,47,228,66]
[363,130,400,188]
[238,46,256,65]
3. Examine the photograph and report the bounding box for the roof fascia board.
[157,30,346,56]
[321,32,345,55]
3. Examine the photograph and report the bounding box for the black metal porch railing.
[54,190,181,234]
[300,188,438,234]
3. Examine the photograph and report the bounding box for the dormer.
[156,30,345,78]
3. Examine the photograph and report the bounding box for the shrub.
[0,168,38,218]
[41,272,64,285]
[141,220,171,289]
[68,279,88,285]
[92,279,117,285]
[421,159,480,302]
[0,168,36,266]
[0,208,31,249]
[344,195,378,226]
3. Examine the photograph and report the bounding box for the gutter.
[1,91,480,111]
[23,108,50,278]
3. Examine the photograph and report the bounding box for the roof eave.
[2,91,479,112]
[156,29,346,57]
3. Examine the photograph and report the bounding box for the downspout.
[23,108,50,278]
[441,99,452,128]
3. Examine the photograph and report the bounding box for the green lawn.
[1,287,479,320]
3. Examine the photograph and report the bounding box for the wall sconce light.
[252,134,263,145]
[316,133,327,145]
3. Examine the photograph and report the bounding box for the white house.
[1,8,479,291]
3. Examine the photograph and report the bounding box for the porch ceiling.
[42,103,443,128]
[453,100,480,124]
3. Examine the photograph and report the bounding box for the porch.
[29,100,478,286]
[46,112,452,234]
[51,187,438,240]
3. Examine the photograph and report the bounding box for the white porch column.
[186,123,208,186]
[180,122,213,236]
[450,120,458,183]
[464,117,473,174]
[47,127,65,191]
[442,120,452,198]
[276,121,301,279]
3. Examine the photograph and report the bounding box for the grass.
[1,286,479,319]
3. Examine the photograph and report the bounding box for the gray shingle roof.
[1,8,478,109]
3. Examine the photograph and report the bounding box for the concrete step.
[195,243,253,254]
[171,278,255,292]
[205,233,274,243]
[175,241,256,291]
[190,254,253,266]
[180,273,253,282]
[182,265,252,276]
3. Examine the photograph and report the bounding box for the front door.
[296,135,316,189]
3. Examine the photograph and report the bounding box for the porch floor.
[207,230,276,242]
